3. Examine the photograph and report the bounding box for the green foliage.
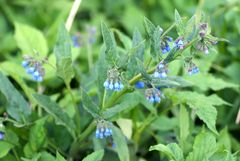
[0,0,239,161]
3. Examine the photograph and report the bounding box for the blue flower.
[0,131,5,140]
[188,66,199,75]
[175,39,184,49]
[135,81,145,89]
[145,88,163,103]
[104,69,124,91]
[95,119,113,139]
[26,67,35,74]
[153,61,168,78]
[22,61,29,68]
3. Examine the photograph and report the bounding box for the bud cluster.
[95,119,113,139]
[153,61,168,78]
[145,88,163,103]
[103,68,124,91]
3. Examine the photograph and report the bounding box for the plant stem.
[12,148,20,161]
[102,89,107,109]
[161,23,176,38]
[65,0,82,31]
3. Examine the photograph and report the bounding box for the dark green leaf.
[0,72,31,123]
[82,149,104,161]
[33,94,76,138]
[81,89,100,118]
[112,126,130,161]
[54,23,74,84]
[101,22,117,65]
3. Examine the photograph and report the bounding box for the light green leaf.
[179,105,189,149]
[171,91,230,134]
[54,23,74,84]
[144,17,156,36]
[39,152,55,161]
[0,142,14,158]
[186,130,217,161]
[33,94,76,139]
[151,76,192,88]
[210,151,236,161]
[175,9,184,36]
[185,15,197,41]
[0,72,31,123]
[21,153,41,161]
[186,74,239,91]
[151,116,178,131]
[14,22,48,56]
[101,22,117,65]
[56,152,66,161]
[112,126,130,161]
[149,143,184,161]
[132,27,144,61]
[81,89,100,118]
[82,149,104,161]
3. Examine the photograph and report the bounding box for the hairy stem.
[65,0,82,31]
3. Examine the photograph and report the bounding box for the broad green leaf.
[0,142,14,158]
[81,89,100,118]
[29,117,47,152]
[217,128,231,151]
[14,22,48,56]
[149,143,184,161]
[175,9,184,36]
[39,152,55,161]
[0,72,31,123]
[116,118,132,140]
[179,105,189,149]
[112,126,130,161]
[151,76,192,88]
[186,74,239,91]
[132,28,144,61]
[33,94,76,138]
[170,91,230,134]
[186,130,217,161]
[151,116,178,131]
[82,149,104,161]
[101,22,117,65]
[56,152,66,161]
[144,17,156,36]
[115,30,132,50]
[210,151,236,161]
[54,23,74,84]
[185,15,197,41]
[103,91,156,119]
[21,153,41,161]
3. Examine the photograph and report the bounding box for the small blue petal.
[135,81,145,89]
[104,81,109,88]
[114,82,120,89]
[167,37,173,42]
[26,67,35,74]
[159,72,167,78]
[119,83,124,90]
[22,61,29,68]
[109,83,114,90]
[162,48,167,54]
[0,132,4,140]
[165,45,170,52]
[154,96,161,103]
[154,72,159,78]
[149,96,155,103]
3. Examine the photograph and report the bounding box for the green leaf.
[39,152,55,161]
[112,126,130,161]
[163,47,178,63]
[54,23,74,84]
[132,28,144,61]
[115,30,132,50]
[185,15,197,41]
[151,116,178,131]
[144,17,156,36]
[0,142,14,158]
[179,105,189,149]
[175,9,185,36]
[82,150,104,161]
[101,22,117,65]
[33,94,76,139]
[149,143,184,161]
[151,76,193,88]
[14,22,48,56]
[103,91,156,119]
[0,72,31,123]
[56,152,66,161]
[171,91,230,134]
[21,153,41,161]
[186,130,217,161]
[186,74,239,91]
[29,117,47,152]
[210,151,236,161]
[81,89,100,118]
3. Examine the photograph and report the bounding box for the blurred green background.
[0,0,239,160]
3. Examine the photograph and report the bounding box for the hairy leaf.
[82,149,104,161]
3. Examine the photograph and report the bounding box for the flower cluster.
[22,55,45,82]
[174,37,185,49]
[95,119,113,139]
[145,88,163,103]
[0,131,4,140]
[153,61,168,78]
[195,23,218,54]
[187,62,199,75]
[72,25,97,48]
[161,37,172,54]
[103,68,124,91]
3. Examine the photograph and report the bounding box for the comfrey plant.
[0,8,237,161]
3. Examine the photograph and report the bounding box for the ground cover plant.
[0,0,239,161]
